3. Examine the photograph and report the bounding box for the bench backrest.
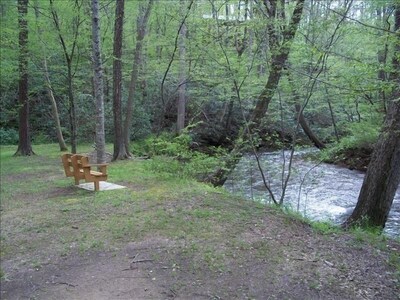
[70,154,88,180]
[61,153,75,177]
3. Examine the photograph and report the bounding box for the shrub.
[0,128,18,145]
[32,132,52,145]
[336,121,380,151]
[320,120,380,163]
[133,133,225,180]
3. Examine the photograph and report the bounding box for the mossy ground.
[0,144,399,299]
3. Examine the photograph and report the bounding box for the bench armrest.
[82,163,107,174]
[86,163,108,167]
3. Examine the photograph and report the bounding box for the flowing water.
[224,149,400,238]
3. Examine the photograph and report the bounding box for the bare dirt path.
[2,215,399,300]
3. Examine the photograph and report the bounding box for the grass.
[0,144,263,271]
[1,143,399,292]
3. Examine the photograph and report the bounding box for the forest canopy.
[1,0,397,151]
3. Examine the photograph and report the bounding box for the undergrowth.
[320,120,380,164]
[132,133,226,181]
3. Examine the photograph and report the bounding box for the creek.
[224,149,400,238]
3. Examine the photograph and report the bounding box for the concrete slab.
[77,182,126,191]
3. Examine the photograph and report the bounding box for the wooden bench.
[61,153,108,191]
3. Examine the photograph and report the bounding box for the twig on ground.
[131,259,153,264]
[52,281,77,287]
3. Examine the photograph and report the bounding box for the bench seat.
[61,153,108,191]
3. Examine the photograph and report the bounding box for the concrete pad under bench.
[77,182,126,191]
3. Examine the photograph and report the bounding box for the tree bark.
[251,0,305,127]
[287,68,326,149]
[324,82,340,142]
[376,5,390,114]
[294,104,326,149]
[67,65,77,154]
[177,0,187,134]
[91,0,106,164]
[44,59,69,151]
[112,0,130,160]
[123,0,153,154]
[344,5,400,230]
[15,0,34,156]
[343,99,400,229]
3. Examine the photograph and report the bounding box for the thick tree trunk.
[343,98,400,229]
[112,0,129,161]
[123,0,153,154]
[91,0,106,164]
[15,0,34,156]
[344,5,400,230]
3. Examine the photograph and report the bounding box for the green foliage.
[0,128,18,145]
[132,133,225,180]
[132,133,190,157]
[320,120,381,163]
[337,121,380,150]
[32,132,52,145]
[350,224,384,242]
[311,221,341,235]
[0,0,393,157]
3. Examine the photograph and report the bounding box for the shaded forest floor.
[0,145,399,300]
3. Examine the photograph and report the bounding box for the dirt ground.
[1,150,399,300]
[2,212,399,300]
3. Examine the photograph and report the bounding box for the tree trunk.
[251,0,305,127]
[343,99,400,229]
[287,68,326,149]
[177,0,187,134]
[91,0,106,164]
[376,5,390,114]
[324,82,340,142]
[344,5,400,230]
[112,0,129,160]
[50,0,82,154]
[67,64,77,154]
[123,0,153,154]
[294,104,326,149]
[209,0,305,186]
[45,61,68,151]
[33,1,67,152]
[15,0,34,156]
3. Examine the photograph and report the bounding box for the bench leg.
[94,181,100,191]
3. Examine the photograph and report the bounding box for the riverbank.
[321,146,373,172]
[1,144,399,299]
